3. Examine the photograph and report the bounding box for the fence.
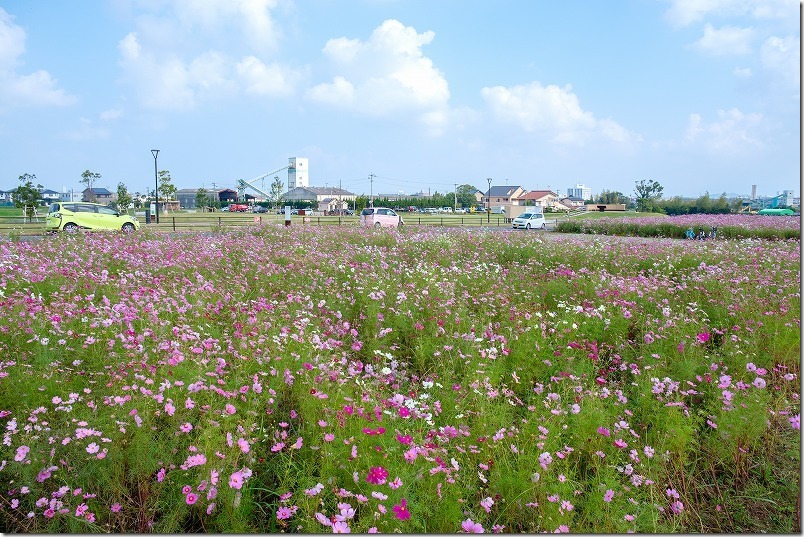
[0,214,561,237]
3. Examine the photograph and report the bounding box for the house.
[520,190,561,209]
[41,189,61,203]
[82,187,114,204]
[560,196,586,209]
[484,186,527,212]
[0,190,12,205]
[318,197,350,214]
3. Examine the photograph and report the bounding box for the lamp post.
[487,177,492,223]
[151,149,159,223]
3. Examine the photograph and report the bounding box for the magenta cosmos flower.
[365,466,389,485]
[392,498,410,520]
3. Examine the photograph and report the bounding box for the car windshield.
[520,213,532,219]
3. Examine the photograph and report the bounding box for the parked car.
[360,207,404,228]
[439,207,453,213]
[221,206,230,212]
[229,204,249,212]
[252,205,268,213]
[454,207,467,214]
[511,211,546,230]
[46,202,140,233]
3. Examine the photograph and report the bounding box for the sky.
[0,0,799,200]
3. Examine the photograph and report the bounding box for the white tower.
[288,157,308,189]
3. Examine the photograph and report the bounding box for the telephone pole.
[369,173,375,207]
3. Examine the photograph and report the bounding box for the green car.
[46,202,140,233]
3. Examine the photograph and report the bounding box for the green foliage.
[634,179,664,212]
[12,173,44,217]
[115,182,133,212]
[158,170,177,201]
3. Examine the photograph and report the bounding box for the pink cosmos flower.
[186,493,198,505]
[613,438,628,449]
[389,477,403,489]
[110,503,122,513]
[229,471,244,490]
[393,498,411,520]
[697,332,710,344]
[365,466,389,485]
[790,414,800,430]
[603,489,615,503]
[225,404,236,415]
[276,506,295,520]
[332,520,351,533]
[182,485,192,495]
[180,423,193,433]
[462,519,484,533]
[86,442,99,454]
[597,426,611,437]
[14,445,29,462]
[480,496,494,513]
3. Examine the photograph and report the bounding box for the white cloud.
[100,108,123,121]
[61,117,110,142]
[733,66,752,77]
[693,24,754,55]
[665,0,792,27]
[480,81,638,145]
[0,8,75,110]
[236,56,303,97]
[760,35,800,87]
[306,19,450,125]
[117,1,294,111]
[685,108,764,153]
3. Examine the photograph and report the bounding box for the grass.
[0,225,799,533]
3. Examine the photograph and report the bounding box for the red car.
[229,204,249,212]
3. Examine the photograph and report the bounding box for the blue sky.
[0,0,799,199]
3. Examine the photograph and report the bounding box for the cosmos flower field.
[0,225,800,533]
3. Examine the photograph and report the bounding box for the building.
[567,184,592,201]
[82,187,114,204]
[40,189,61,203]
[560,196,586,209]
[288,157,309,190]
[283,186,356,205]
[520,190,562,209]
[484,185,527,212]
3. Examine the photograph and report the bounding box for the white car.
[512,211,546,230]
[454,208,467,214]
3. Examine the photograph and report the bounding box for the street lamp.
[151,149,159,224]
[487,177,492,223]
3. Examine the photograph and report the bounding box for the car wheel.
[525,223,531,230]
[64,223,79,233]
[374,222,381,228]
[541,223,546,230]
[122,223,135,233]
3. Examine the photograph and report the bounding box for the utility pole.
[369,173,375,207]
[454,183,458,212]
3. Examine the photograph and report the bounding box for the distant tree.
[116,182,133,213]
[269,176,284,209]
[158,170,177,201]
[196,188,210,209]
[634,179,664,212]
[13,173,43,218]
[456,184,478,208]
[596,190,629,205]
[80,170,102,202]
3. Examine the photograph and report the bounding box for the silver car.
[511,212,546,230]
